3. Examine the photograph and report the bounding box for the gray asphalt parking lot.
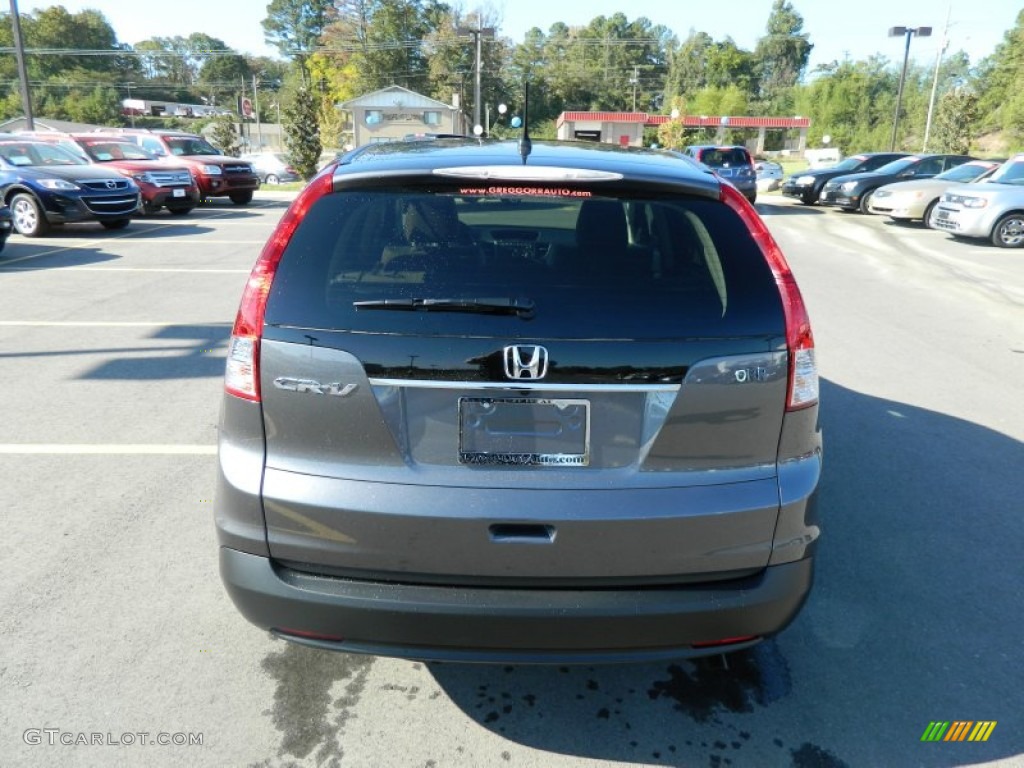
[1,192,1022,767]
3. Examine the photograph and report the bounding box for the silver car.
[930,154,1024,247]
[215,139,822,663]
[867,159,1000,224]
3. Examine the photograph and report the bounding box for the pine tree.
[283,86,322,180]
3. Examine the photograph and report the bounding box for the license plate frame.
[458,397,590,467]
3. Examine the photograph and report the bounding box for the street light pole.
[888,25,932,151]
[9,0,34,129]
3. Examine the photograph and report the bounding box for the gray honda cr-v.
[215,138,822,663]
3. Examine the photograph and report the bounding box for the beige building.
[339,86,467,148]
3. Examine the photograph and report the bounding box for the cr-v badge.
[503,345,549,380]
[273,378,358,396]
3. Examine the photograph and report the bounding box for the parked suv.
[781,152,909,205]
[215,139,822,663]
[20,132,199,216]
[682,145,758,203]
[930,154,1024,247]
[0,138,140,236]
[117,129,259,204]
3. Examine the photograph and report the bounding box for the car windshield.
[873,157,920,175]
[164,137,220,156]
[831,156,866,171]
[933,163,992,182]
[79,141,157,162]
[986,159,1024,186]
[0,142,87,167]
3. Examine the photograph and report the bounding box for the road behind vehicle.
[114,129,260,204]
[239,152,301,184]
[867,159,1001,224]
[781,152,909,205]
[683,144,758,203]
[0,138,140,236]
[20,132,199,216]
[930,154,1024,247]
[215,139,822,664]
[819,153,974,213]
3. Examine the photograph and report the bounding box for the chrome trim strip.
[368,378,680,393]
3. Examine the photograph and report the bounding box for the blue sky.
[22,0,1020,74]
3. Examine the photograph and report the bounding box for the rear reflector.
[720,183,818,411]
[691,635,760,649]
[274,627,346,642]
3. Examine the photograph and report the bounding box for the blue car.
[0,138,141,237]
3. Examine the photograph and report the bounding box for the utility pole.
[630,66,639,112]
[253,74,263,150]
[923,2,952,151]
[9,0,34,129]
[457,19,494,131]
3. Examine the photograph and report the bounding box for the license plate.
[936,209,951,221]
[173,188,185,198]
[459,398,590,467]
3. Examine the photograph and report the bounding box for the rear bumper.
[220,547,814,663]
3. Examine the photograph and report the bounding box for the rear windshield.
[264,186,781,340]
[698,148,750,168]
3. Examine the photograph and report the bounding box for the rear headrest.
[402,197,461,244]
[575,199,627,255]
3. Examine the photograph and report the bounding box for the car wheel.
[229,191,253,205]
[991,212,1024,248]
[265,174,280,185]
[922,200,938,228]
[100,219,131,231]
[10,193,50,237]
[858,189,875,214]
[800,192,816,205]
[167,206,195,216]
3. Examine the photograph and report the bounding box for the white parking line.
[0,321,230,327]
[0,444,216,455]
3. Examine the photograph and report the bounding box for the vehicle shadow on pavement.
[75,324,232,380]
[756,198,827,216]
[426,378,1024,767]
[0,243,119,270]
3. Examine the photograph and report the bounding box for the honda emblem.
[503,345,549,380]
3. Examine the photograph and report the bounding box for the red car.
[20,133,200,216]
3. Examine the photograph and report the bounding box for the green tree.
[283,86,322,179]
[209,114,242,155]
[976,9,1024,149]
[932,88,979,153]
[753,0,812,105]
[262,0,337,66]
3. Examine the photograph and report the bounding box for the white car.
[755,161,784,180]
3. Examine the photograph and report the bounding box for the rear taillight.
[224,173,334,401]
[720,183,818,411]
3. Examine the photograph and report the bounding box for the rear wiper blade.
[353,297,535,318]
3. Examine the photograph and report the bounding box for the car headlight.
[961,197,988,209]
[200,164,223,175]
[840,181,859,192]
[37,178,80,191]
[794,175,815,185]
[131,172,156,184]
[873,189,891,198]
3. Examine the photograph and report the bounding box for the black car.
[819,154,974,213]
[781,152,909,205]
[0,139,141,236]
[215,138,822,663]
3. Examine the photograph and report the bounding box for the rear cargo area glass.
[264,188,781,339]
